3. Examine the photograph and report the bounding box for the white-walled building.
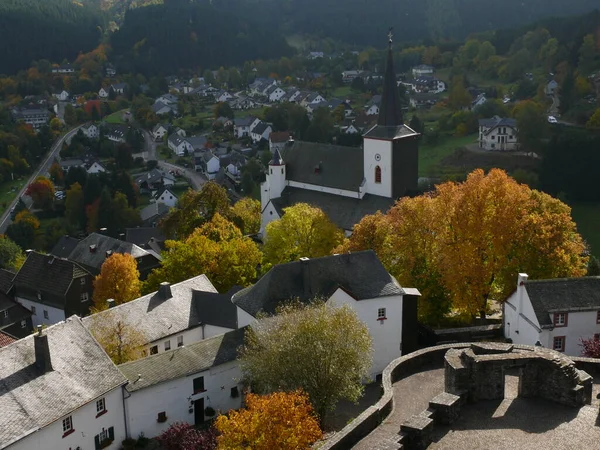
[412,64,434,78]
[86,160,107,174]
[81,123,99,139]
[99,87,109,98]
[53,90,70,102]
[260,40,419,235]
[168,134,193,156]
[119,328,245,439]
[478,117,518,151]
[154,187,178,208]
[152,123,168,141]
[232,251,421,376]
[504,274,600,356]
[0,317,128,450]
[250,122,272,143]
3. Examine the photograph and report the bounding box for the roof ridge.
[526,276,600,284]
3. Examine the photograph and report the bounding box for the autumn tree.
[25,176,55,210]
[229,197,261,235]
[160,182,231,239]
[93,253,141,310]
[240,301,372,426]
[156,423,217,450]
[87,310,147,364]
[65,182,84,228]
[586,108,600,129]
[6,210,41,251]
[0,236,25,271]
[447,76,472,111]
[215,391,322,450]
[145,213,261,293]
[513,100,548,153]
[49,162,64,185]
[580,336,600,358]
[342,169,588,321]
[263,203,343,267]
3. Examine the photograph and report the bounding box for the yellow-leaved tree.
[338,169,588,322]
[144,213,262,294]
[263,203,344,267]
[215,391,323,450]
[229,197,261,235]
[93,253,141,311]
[88,310,146,364]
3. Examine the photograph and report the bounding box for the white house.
[0,317,128,450]
[154,187,178,208]
[231,251,421,377]
[53,90,70,102]
[234,117,255,138]
[81,277,237,357]
[86,160,107,174]
[198,151,220,180]
[111,83,127,95]
[478,116,518,151]
[365,95,381,116]
[545,79,558,96]
[266,85,286,102]
[156,94,179,106]
[301,93,326,107]
[309,51,324,59]
[81,123,99,139]
[250,122,272,143]
[503,274,600,356]
[98,87,109,99]
[168,133,193,156]
[215,91,234,103]
[52,64,75,74]
[152,124,168,141]
[471,93,487,110]
[119,328,245,439]
[412,64,434,78]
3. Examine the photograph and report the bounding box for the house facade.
[11,105,50,129]
[0,292,33,339]
[412,64,434,77]
[0,317,128,450]
[504,274,600,356]
[53,90,70,102]
[81,123,99,139]
[153,124,168,141]
[154,187,178,208]
[199,152,220,180]
[168,134,193,156]
[478,117,518,151]
[250,122,272,143]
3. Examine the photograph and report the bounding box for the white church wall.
[363,138,393,198]
[287,181,363,199]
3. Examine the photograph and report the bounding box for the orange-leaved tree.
[25,176,55,210]
[93,253,141,310]
[215,390,322,450]
[339,169,588,322]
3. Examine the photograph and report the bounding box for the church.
[261,35,420,234]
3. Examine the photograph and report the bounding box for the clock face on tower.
[375,153,381,161]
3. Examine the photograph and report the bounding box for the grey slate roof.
[378,46,403,127]
[140,202,170,222]
[232,250,404,317]
[363,124,418,140]
[82,275,218,345]
[478,117,517,132]
[50,235,81,259]
[119,327,246,392]
[67,233,149,275]
[279,141,364,192]
[0,269,14,295]
[271,187,394,231]
[525,277,600,328]
[192,286,243,329]
[0,317,127,448]
[125,227,166,247]
[13,252,89,300]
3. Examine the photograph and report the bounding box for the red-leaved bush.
[155,422,217,450]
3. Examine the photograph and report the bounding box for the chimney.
[159,282,172,299]
[150,237,155,243]
[299,257,311,298]
[515,273,528,335]
[106,298,115,309]
[100,228,108,234]
[89,244,97,253]
[105,250,113,258]
[34,325,53,374]
[119,233,125,239]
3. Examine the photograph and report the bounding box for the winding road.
[0,126,81,233]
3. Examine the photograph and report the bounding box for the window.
[2,310,7,318]
[80,278,86,286]
[270,168,273,175]
[62,415,74,437]
[150,345,158,355]
[164,340,171,351]
[96,398,106,416]
[157,411,167,423]
[377,308,387,320]
[81,293,89,302]
[31,306,36,315]
[375,166,382,184]
[553,336,565,352]
[43,310,49,320]
[193,376,205,394]
[95,427,114,449]
[553,312,568,327]
[231,386,239,398]
[597,310,600,324]
[177,336,183,347]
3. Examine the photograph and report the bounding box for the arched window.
[375,166,382,184]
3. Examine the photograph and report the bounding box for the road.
[157,160,207,190]
[0,125,82,233]
[139,129,157,161]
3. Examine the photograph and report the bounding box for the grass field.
[236,107,264,118]
[332,86,353,99]
[419,134,477,177]
[104,111,125,124]
[570,202,600,258]
[0,178,27,217]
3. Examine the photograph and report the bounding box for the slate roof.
[252,122,270,136]
[152,123,167,133]
[119,327,246,392]
[279,141,364,192]
[140,202,170,222]
[366,95,382,107]
[186,135,208,150]
[0,331,15,348]
[66,233,149,275]
[479,117,517,132]
[154,186,178,201]
[378,45,403,127]
[50,235,81,259]
[13,252,89,300]
[82,275,218,345]
[152,101,171,114]
[0,317,127,448]
[0,269,14,295]
[363,123,419,140]
[59,158,85,169]
[525,277,600,328]
[233,251,404,317]
[192,286,243,329]
[271,186,393,231]
[124,228,166,248]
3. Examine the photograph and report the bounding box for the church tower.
[363,29,420,199]
[261,148,286,207]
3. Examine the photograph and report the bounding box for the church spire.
[377,28,403,127]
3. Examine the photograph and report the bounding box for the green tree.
[448,76,472,111]
[240,301,372,426]
[0,236,25,270]
[64,104,77,126]
[263,203,343,267]
[65,182,84,229]
[586,108,600,129]
[230,197,261,235]
[213,102,234,119]
[514,101,548,153]
[578,34,597,76]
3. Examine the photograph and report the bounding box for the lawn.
[570,202,600,258]
[0,177,28,217]
[418,133,477,178]
[332,86,353,99]
[236,107,264,118]
[104,111,125,124]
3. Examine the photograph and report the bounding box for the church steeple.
[377,28,403,127]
